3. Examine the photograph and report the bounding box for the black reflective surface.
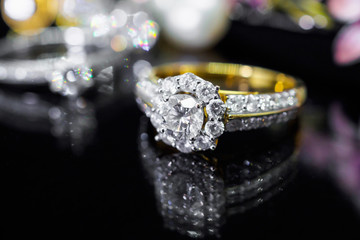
[2,21,360,239]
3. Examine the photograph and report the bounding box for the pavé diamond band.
[135,62,306,153]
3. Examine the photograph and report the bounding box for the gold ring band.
[151,62,306,118]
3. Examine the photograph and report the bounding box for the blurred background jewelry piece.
[0,26,130,96]
[135,62,306,153]
[0,65,116,154]
[0,0,160,96]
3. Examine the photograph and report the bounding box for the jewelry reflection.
[139,116,300,238]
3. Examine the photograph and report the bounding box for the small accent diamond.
[161,77,177,94]
[207,99,226,118]
[226,95,245,113]
[197,83,217,103]
[246,95,259,112]
[194,134,212,151]
[270,93,281,110]
[150,112,164,129]
[205,121,224,138]
[259,94,271,111]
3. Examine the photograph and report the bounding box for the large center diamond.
[165,94,204,139]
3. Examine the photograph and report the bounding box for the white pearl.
[148,0,230,49]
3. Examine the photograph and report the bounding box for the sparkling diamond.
[287,95,297,106]
[270,93,281,110]
[178,76,188,88]
[259,94,271,111]
[205,121,224,138]
[161,77,177,94]
[289,89,296,96]
[178,73,198,92]
[162,132,176,146]
[150,112,164,129]
[151,95,163,108]
[280,92,289,108]
[207,99,226,117]
[246,95,259,112]
[165,94,204,139]
[194,135,212,151]
[286,90,297,106]
[196,83,216,103]
[187,80,199,92]
[178,73,192,87]
[227,95,245,113]
[176,138,193,153]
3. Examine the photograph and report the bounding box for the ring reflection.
[139,116,300,238]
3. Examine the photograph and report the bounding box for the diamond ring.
[135,62,306,153]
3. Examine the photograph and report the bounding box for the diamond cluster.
[147,73,226,153]
[226,90,297,115]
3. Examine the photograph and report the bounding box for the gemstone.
[150,112,164,129]
[270,93,281,109]
[194,135,212,151]
[151,95,163,109]
[287,96,297,106]
[259,94,270,111]
[187,81,199,92]
[178,73,192,86]
[226,95,245,113]
[164,94,204,139]
[205,121,224,138]
[176,138,193,153]
[162,132,176,146]
[246,95,259,112]
[286,90,297,106]
[178,76,188,88]
[289,89,296,96]
[161,77,177,94]
[196,83,216,103]
[178,73,198,92]
[207,99,226,117]
[280,92,289,108]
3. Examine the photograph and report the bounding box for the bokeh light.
[110,9,128,28]
[130,20,159,51]
[64,27,85,46]
[1,0,58,35]
[111,35,128,52]
[298,15,315,30]
[151,0,229,49]
[90,14,111,37]
[328,0,360,23]
[4,0,36,21]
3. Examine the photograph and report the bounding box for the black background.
[1,16,360,239]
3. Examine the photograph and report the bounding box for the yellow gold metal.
[151,62,306,119]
